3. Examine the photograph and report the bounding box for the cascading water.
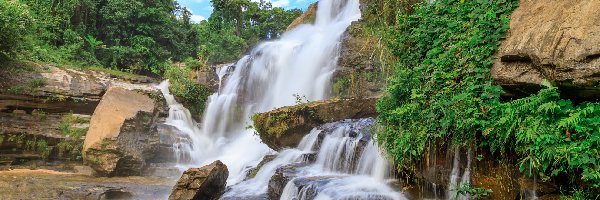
[222,118,404,199]
[157,0,402,198]
[158,0,361,184]
[447,148,473,200]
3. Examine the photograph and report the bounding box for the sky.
[178,0,318,23]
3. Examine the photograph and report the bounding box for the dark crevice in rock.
[500,54,533,63]
[585,53,600,62]
[99,188,133,200]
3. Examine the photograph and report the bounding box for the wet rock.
[267,163,309,199]
[406,147,560,200]
[143,163,182,178]
[0,62,162,170]
[0,169,174,199]
[99,188,133,200]
[83,86,169,176]
[252,98,378,150]
[245,154,277,180]
[283,176,338,199]
[169,160,229,200]
[334,20,387,99]
[0,111,87,163]
[194,68,219,92]
[492,0,600,99]
[151,124,193,164]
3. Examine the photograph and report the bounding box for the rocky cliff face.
[0,63,155,169]
[492,0,600,99]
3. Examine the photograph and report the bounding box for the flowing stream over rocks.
[156,0,406,198]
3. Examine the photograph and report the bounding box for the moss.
[59,112,89,137]
[100,138,112,150]
[31,109,47,121]
[164,65,212,120]
[7,77,46,95]
[333,76,350,97]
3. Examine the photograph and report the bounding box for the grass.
[59,112,89,138]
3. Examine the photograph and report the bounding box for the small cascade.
[222,118,405,199]
[447,147,473,200]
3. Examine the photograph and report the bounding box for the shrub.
[377,0,599,194]
[164,65,212,119]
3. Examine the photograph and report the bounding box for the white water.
[277,123,403,200]
[447,147,472,200]
[156,0,403,198]
[158,0,361,185]
[223,119,403,199]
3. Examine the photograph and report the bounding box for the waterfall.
[448,147,473,200]
[156,0,402,198]
[157,0,362,185]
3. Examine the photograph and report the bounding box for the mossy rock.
[252,98,378,150]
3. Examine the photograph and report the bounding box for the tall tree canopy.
[199,0,302,64]
[0,0,301,73]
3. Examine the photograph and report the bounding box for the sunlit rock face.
[492,0,600,99]
[83,86,174,176]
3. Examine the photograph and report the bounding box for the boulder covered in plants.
[252,97,377,150]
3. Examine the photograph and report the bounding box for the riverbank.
[0,169,175,199]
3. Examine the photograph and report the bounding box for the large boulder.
[252,97,377,150]
[83,86,168,176]
[169,160,229,200]
[492,0,600,98]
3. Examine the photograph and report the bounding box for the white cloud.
[271,0,290,7]
[191,15,206,23]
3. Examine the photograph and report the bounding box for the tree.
[199,0,301,64]
[0,0,32,60]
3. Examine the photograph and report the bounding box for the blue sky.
[178,0,317,23]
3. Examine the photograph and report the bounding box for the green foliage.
[184,57,207,71]
[451,183,492,200]
[333,77,350,97]
[560,188,600,200]
[3,0,198,74]
[198,0,301,64]
[59,112,88,137]
[486,87,600,188]
[0,0,32,60]
[377,0,518,166]
[56,140,83,160]
[378,0,599,194]
[2,0,299,74]
[164,65,212,118]
[9,78,46,94]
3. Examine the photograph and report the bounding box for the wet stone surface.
[0,169,176,200]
